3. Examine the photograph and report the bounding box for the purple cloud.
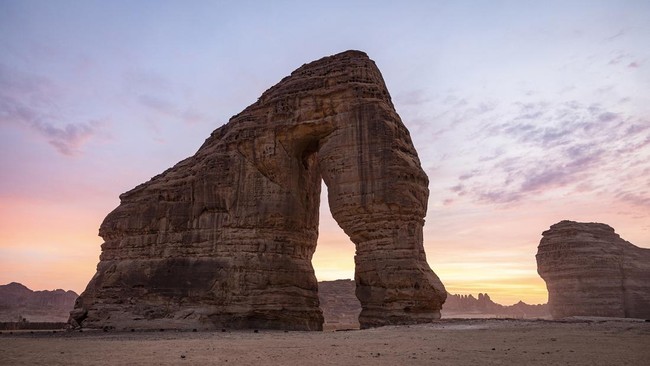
[520,147,603,193]
[0,64,106,156]
[598,112,618,122]
[35,120,103,156]
[605,29,626,42]
[459,170,479,181]
[447,98,647,206]
[616,191,650,210]
[449,184,465,193]
[476,189,522,204]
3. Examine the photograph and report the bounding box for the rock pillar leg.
[319,103,446,328]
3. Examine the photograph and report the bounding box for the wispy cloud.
[0,64,107,156]
[443,98,649,206]
[608,52,631,65]
[408,93,498,143]
[519,145,604,193]
[604,29,626,42]
[27,117,103,156]
[607,51,642,69]
[617,191,650,210]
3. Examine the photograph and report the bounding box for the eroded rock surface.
[71,50,446,331]
[536,220,650,319]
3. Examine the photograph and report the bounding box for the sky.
[1,0,649,306]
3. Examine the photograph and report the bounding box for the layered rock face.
[536,220,650,319]
[70,50,446,331]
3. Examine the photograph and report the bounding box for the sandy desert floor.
[1,318,648,365]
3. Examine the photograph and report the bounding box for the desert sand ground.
[1,318,648,365]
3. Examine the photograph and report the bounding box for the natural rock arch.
[70,50,446,331]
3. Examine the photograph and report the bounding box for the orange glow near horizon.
[3,182,648,308]
[311,228,550,305]
[312,186,555,306]
[0,196,103,293]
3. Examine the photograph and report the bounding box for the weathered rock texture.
[537,220,650,319]
[70,50,446,331]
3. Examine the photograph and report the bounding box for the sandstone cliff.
[536,220,650,319]
[70,50,446,331]
[0,282,78,322]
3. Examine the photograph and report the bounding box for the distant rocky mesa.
[317,280,548,327]
[0,282,78,323]
[318,280,361,329]
[536,220,650,319]
[70,50,446,331]
[443,293,549,318]
[0,280,545,330]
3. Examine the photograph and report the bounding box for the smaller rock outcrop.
[536,220,650,319]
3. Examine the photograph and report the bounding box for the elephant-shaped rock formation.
[70,50,446,331]
[537,220,650,319]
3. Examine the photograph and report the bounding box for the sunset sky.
[1,1,649,306]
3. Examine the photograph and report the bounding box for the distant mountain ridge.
[0,280,547,325]
[317,280,549,328]
[443,293,549,318]
[318,279,360,329]
[0,282,78,322]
